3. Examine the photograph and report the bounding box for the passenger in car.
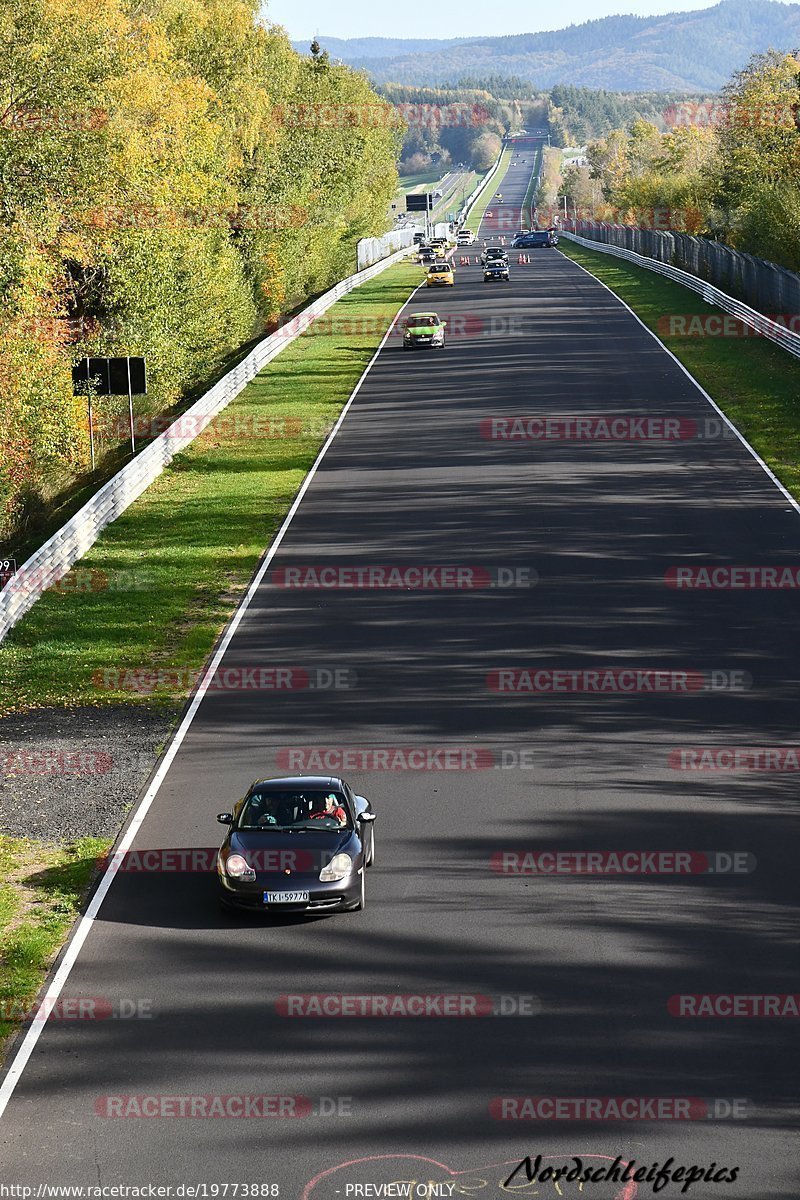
[309,793,348,825]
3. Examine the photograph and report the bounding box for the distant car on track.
[402,311,447,350]
[216,775,376,915]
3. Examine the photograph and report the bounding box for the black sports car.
[216,775,376,915]
[484,261,510,282]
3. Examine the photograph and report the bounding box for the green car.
[402,311,447,350]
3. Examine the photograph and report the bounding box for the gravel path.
[0,705,180,841]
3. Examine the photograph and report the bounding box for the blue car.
[513,230,558,248]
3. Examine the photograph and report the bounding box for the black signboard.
[72,357,147,396]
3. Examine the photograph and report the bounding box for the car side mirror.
[217,812,233,824]
[441,322,447,328]
[358,811,376,823]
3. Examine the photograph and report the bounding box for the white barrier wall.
[0,245,414,643]
[357,228,416,270]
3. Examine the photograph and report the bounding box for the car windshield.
[407,315,438,328]
[239,789,351,831]
[429,265,447,273]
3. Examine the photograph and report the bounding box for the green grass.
[463,146,514,234]
[559,239,800,499]
[431,171,479,221]
[0,260,421,715]
[394,168,479,223]
[0,835,111,1044]
[397,167,443,194]
[521,145,543,228]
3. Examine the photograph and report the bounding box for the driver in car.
[255,796,279,826]
[310,793,348,825]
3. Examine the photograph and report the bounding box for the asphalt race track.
[1,137,799,1197]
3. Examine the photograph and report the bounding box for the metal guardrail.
[0,244,414,643]
[568,220,800,321]
[561,230,800,362]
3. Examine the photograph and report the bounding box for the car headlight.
[320,852,353,882]
[224,852,256,882]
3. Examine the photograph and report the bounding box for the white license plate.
[265,891,309,904]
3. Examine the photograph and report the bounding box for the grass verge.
[431,171,479,221]
[522,144,543,227]
[559,239,800,499]
[0,258,421,715]
[463,146,513,233]
[0,835,111,1046]
[396,166,444,196]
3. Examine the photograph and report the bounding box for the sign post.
[87,394,96,469]
[126,357,135,454]
[72,357,147,461]
[406,192,433,240]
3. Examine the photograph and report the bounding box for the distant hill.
[296,0,800,92]
[289,37,476,59]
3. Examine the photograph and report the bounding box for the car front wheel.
[348,871,366,911]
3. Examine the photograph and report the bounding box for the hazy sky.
[266,0,721,42]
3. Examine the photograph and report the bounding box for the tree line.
[0,0,401,544]
[565,52,800,271]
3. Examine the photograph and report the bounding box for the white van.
[456,229,475,245]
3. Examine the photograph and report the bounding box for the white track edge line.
[0,275,424,1120]
[560,248,800,515]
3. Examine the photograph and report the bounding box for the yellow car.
[426,262,455,287]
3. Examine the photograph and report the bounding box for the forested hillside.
[314,1,800,92]
[0,0,400,543]
[387,80,706,170]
